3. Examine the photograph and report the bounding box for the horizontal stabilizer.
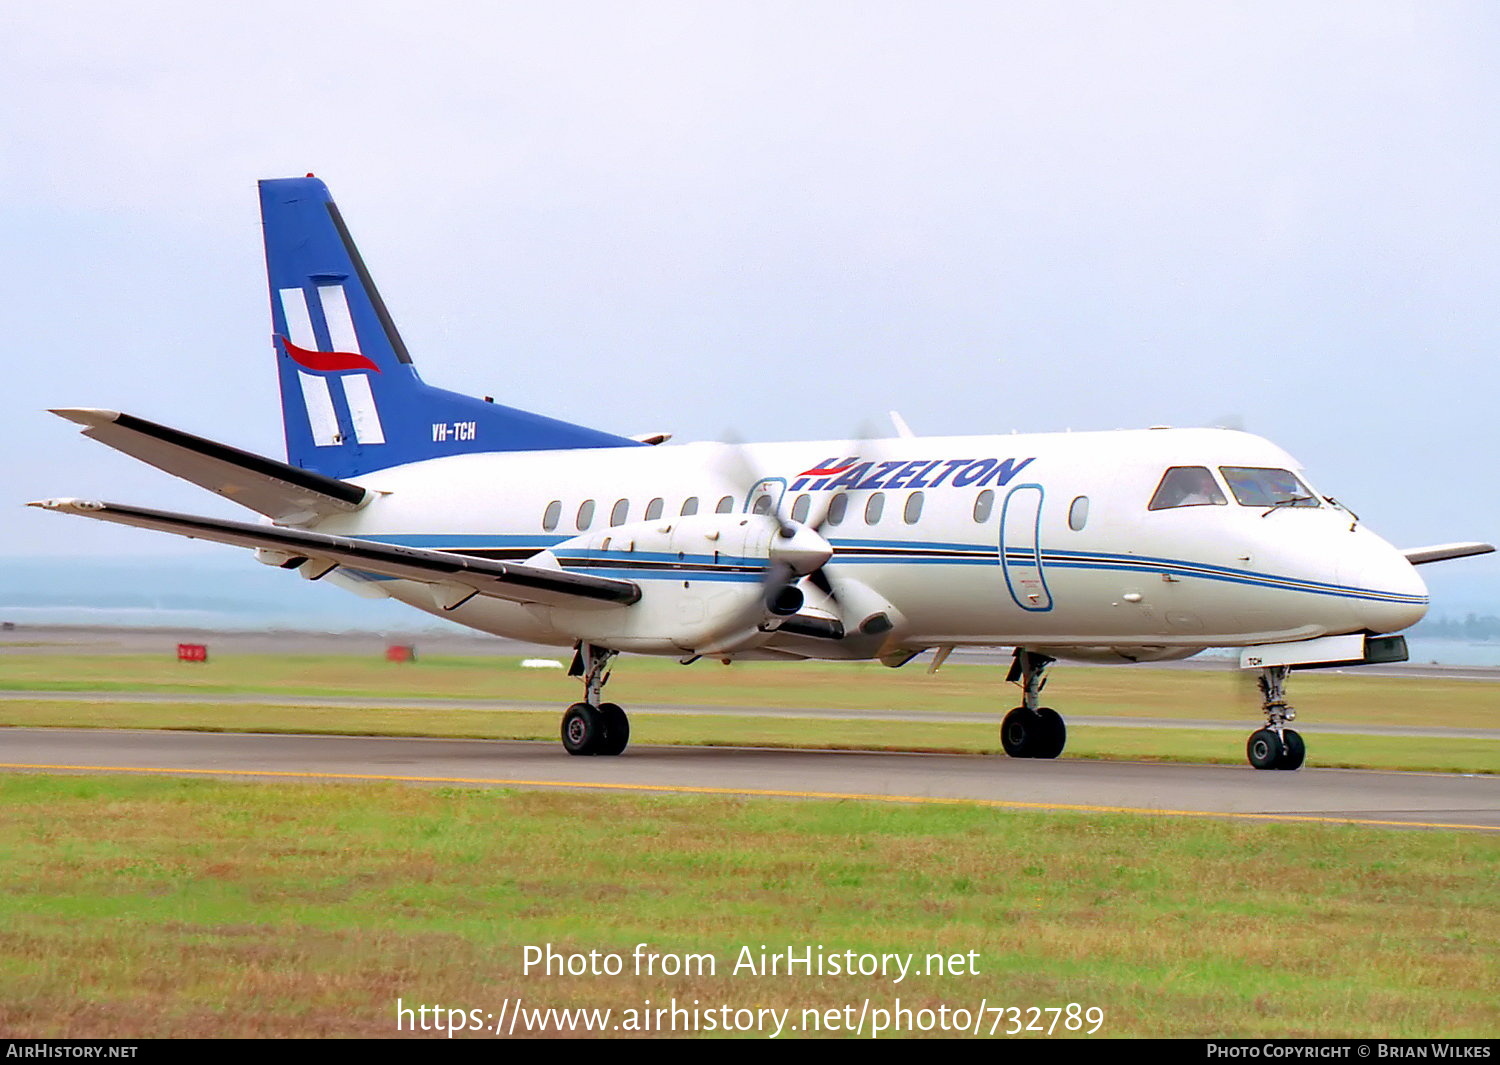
[1401,542,1496,566]
[28,498,640,611]
[51,408,369,524]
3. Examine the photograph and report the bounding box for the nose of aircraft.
[1338,537,1429,634]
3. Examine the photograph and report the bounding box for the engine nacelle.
[534,513,832,655]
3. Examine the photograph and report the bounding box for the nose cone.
[1338,536,1429,634]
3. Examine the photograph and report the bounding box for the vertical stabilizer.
[259,176,642,478]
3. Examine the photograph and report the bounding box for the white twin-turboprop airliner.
[32,176,1494,770]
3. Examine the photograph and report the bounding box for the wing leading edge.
[28,498,640,611]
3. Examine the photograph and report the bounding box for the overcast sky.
[3,1,1497,597]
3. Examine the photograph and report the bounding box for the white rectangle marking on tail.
[317,285,361,353]
[297,371,341,446]
[340,374,386,444]
[278,288,317,349]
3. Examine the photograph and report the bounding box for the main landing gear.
[1000,649,1066,759]
[561,642,630,756]
[1247,664,1305,771]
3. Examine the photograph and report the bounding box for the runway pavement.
[3,727,1496,831]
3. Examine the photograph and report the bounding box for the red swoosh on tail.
[278,335,381,374]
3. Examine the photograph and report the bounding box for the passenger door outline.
[1000,483,1053,612]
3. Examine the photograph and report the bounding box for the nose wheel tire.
[1247,728,1305,771]
[1000,706,1067,759]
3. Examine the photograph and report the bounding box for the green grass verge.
[4,654,1497,773]
[3,653,1497,730]
[1,698,1496,775]
[0,774,1494,1038]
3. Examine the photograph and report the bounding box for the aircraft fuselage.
[313,425,1427,661]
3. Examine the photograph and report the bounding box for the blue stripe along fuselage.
[826,540,1427,606]
[357,534,1426,604]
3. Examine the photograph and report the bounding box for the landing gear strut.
[1000,648,1066,759]
[1247,664,1304,771]
[562,642,630,756]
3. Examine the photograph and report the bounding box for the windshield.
[1219,467,1319,508]
[1148,467,1228,510]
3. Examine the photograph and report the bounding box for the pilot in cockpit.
[1149,466,1228,510]
[1176,468,1222,506]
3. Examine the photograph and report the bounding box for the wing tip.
[49,408,121,427]
[26,497,101,512]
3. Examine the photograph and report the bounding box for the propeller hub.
[766,522,833,576]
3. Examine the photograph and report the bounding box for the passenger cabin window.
[1068,496,1089,531]
[610,499,629,526]
[751,495,774,515]
[865,492,885,524]
[645,497,664,521]
[715,495,734,514]
[542,500,562,531]
[904,491,924,524]
[576,499,596,530]
[790,494,811,524]
[826,493,849,526]
[1219,467,1319,509]
[680,496,699,516]
[973,489,994,523]
[1148,467,1227,510]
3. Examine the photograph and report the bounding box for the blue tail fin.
[259,176,642,478]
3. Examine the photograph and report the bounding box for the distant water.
[0,557,469,635]
[0,604,468,634]
[1404,639,1500,668]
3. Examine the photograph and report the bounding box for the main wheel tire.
[561,702,605,756]
[1275,728,1305,771]
[596,702,630,756]
[1033,707,1067,759]
[1002,706,1068,759]
[1001,707,1035,757]
[1247,728,1283,770]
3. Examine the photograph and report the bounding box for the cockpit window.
[1219,467,1319,509]
[1148,466,1228,510]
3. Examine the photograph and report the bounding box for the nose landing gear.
[1248,664,1304,770]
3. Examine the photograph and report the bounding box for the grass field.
[4,652,1497,728]
[2,651,1496,1038]
[0,774,1495,1039]
[2,653,1496,773]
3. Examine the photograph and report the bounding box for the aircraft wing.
[51,408,370,525]
[28,498,640,611]
[1401,542,1496,565]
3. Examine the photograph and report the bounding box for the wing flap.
[51,408,369,524]
[28,498,640,610]
[1401,542,1496,566]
